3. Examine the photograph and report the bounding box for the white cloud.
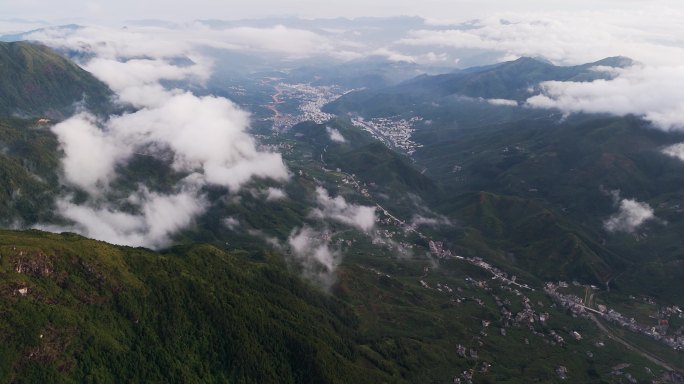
[604,198,655,233]
[394,11,684,130]
[247,229,283,249]
[110,92,289,189]
[410,214,451,228]
[26,22,359,61]
[371,48,449,65]
[51,91,290,193]
[370,234,413,258]
[43,185,207,248]
[264,187,287,201]
[526,65,684,130]
[284,187,377,287]
[485,98,518,107]
[33,23,290,249]
[223,216,240,230]
[27,25,197,59]
[84,57,211,107]
[662,143,684,161]
[51,113,131,193]
[326,126,346,143]
[86,57,210,90]
[15,7,684,70]
[197,24,337,58]
[400,10,684,67]
[288,226,340,287]
[372,48,417,63]
[310,187,376,232]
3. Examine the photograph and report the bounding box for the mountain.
[287,120,441,214]
[0,118,61,225]
[3,40,684,383]
[325,142,438,200]
[399,56,633,101]
[320,59,684,293]
[0,41,111,118]
[0,229,394,383]
[324,56,634,117]
[429,114,684,301]
[288,119,376,150]
[444,191,624,284]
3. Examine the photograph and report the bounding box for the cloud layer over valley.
[16,6,684,131]
[527,64,684,130]
[35,26,289,248]
[12,5,684,254]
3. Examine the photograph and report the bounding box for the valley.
[1,11,684,382]
[262,81,345,133]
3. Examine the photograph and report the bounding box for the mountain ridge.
[0,41,111,118]
[324,55,635,117]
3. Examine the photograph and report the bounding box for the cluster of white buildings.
[462,257,533,291]
[428,240,452,258]
[268,82,342,131]
[351,116,424,155]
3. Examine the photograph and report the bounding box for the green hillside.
[0,118,61,225]
[2,39,684,383]
[287,120,441,216]
[444,191,623,284]
[0,41,111,118]
[0,229,394,383]
[1,229,675,384]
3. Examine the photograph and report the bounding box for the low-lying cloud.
[326,126,346,143]
[397,11,684,130]
[485,98,518,107]
[22,12,684,135]
[279,187,377,287]
[264,187,287,201]
[27,22,361,62]
[527,65,684,130]
[310,187,376,232]
[51,113,129,194]
[604,198,655,233]
[34,25,289,249]
[223,216,240,230]
[288,226,340,288]
[400,10,684,67]
[662,143,684,161]
[410,214,451,228]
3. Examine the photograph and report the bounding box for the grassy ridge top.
[0,229,394,383]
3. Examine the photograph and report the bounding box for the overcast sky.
[4,0,681,24]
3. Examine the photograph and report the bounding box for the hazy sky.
[4,0,679,23]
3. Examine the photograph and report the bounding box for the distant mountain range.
[402,56,634,99]
[325,56,634,116]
